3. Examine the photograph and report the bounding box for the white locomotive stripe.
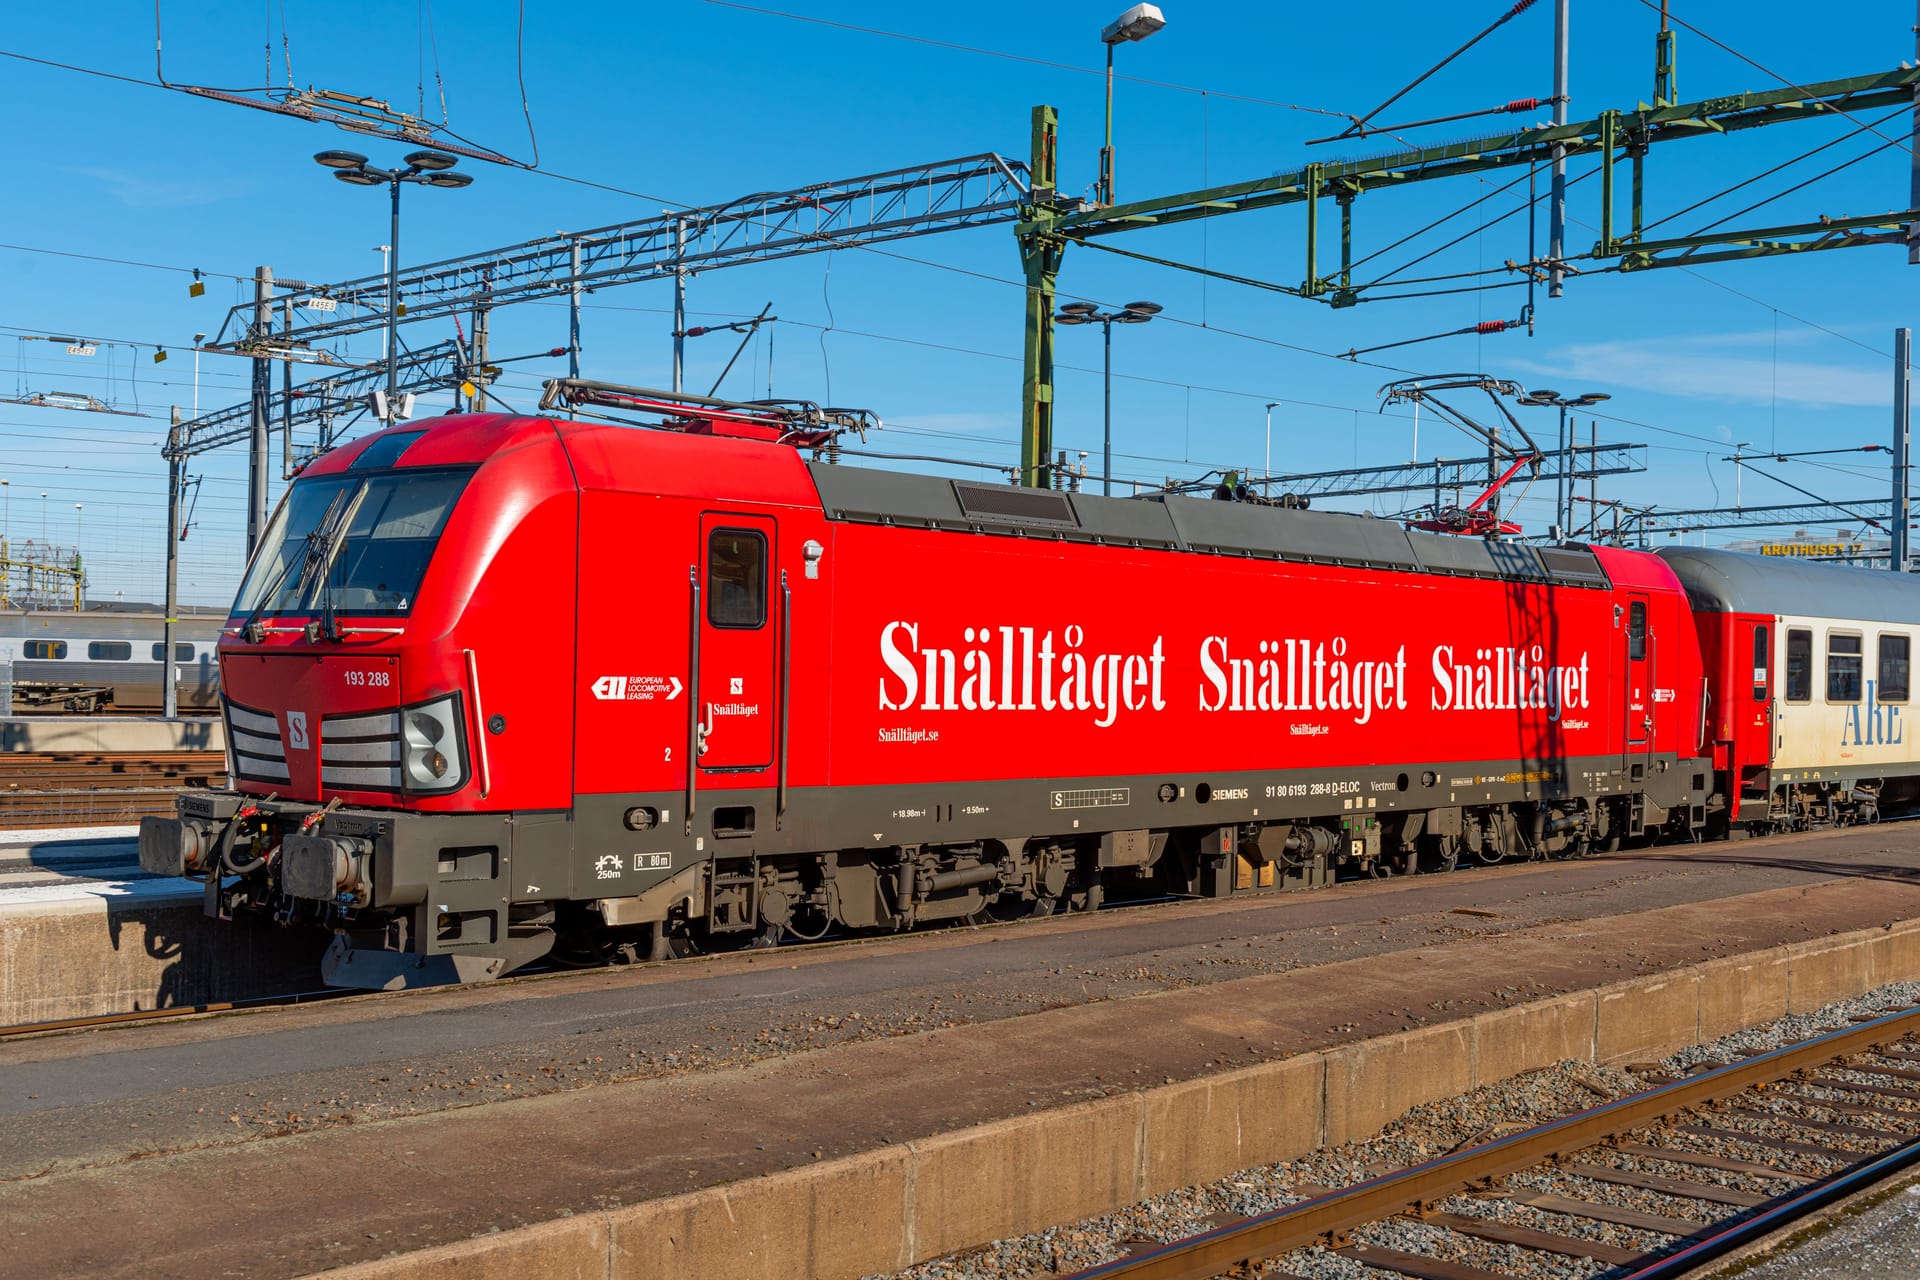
[236,760,291,782]
[321,765,401,788]
[230,729,284,756]
[323,710,400,737]
[320,740,401,764]
[225,705,279,734]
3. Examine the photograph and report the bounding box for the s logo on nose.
[287,711,310,751]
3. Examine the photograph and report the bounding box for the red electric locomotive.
[140,382,1714,987]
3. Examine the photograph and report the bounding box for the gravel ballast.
[872,980,1920,1280]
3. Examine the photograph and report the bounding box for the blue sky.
[1,1,1916,606]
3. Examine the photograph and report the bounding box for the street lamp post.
[1264,402,1278,484]
[1518,389,1611,538]
[1098,4,1167,206]
[373,245,392,366]
[314,150,474,419]
[1055,300,1161,495]
[191,332,206,421]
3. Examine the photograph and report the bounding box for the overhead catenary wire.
[1636,106,1909,239]
[1686,132,1911,238]
[1323,0,1544,141]
[9,14,1906,552]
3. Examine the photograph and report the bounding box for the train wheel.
[986,894,1052,923]
[1424,836,1460,874]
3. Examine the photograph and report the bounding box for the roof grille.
[952,482,1078,527]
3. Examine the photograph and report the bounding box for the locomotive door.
[695,515,777,775]
[1625,594,1653,752]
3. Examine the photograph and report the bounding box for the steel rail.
[1622,1129,1920,1279]
[0,989,350,1040]
[1067,1005,1920,1280]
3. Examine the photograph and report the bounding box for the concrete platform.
[0,827,323,1024]
[0,714,223,754]
[4,826,1920,1278]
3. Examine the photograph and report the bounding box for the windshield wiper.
[238,485,356,643]
[309,482,370,642]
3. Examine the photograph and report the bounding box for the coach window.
[1627,601,1646,660]
[1751,625,1769,701]
[1881,634,1911,703]
[1785,629,1812,703]
[23,641,67,660]
[87,641,132,661]
[151,643,194,661]
[707,529,767,629]
[1828,632,1863,703]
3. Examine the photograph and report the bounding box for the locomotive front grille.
[225,700,289,784]
[320,709,402,792]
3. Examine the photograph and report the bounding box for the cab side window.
[1627,602,1646,660]
[1784,629,1811,703]
[706,529,767,629]
[1751,625,1769,702]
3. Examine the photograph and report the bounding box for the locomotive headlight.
[400,694,467,794]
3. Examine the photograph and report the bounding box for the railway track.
[0,751,225,828]
[0,989,351,1041]
[1068,1006,1920,1280]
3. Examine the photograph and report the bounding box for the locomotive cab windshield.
[232,466,474,619]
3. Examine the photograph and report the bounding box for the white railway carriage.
[1662,548,1920,827]
[0,610,223,713]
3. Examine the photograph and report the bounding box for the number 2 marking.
[664,746,672,762]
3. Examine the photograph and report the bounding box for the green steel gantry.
[1015,64,1920,485]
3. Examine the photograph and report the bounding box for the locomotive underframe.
[144,750,1708,988]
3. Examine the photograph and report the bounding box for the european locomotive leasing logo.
[592,675,685,702]
[877,622,1593,730]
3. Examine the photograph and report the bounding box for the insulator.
[1504,97,1542,112]
[1507,0,1539,14]
[1475,319,1511,334]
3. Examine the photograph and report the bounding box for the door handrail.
[686,564,700,837]
[777,568,791,827]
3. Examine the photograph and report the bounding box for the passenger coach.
[1663,547,1920,828]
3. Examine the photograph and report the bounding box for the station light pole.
[1264,401,1278,484]
[313,150,473,420]
[1518,389,1611,539]
[191,332,206,421]
[1055,300,1160,495]
[1099,4,1167,206]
